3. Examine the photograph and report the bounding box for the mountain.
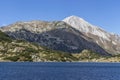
[1,30,120,62]
[1,15,120,56]
[1,15,120,62]
[0,20,109,55]
[0,30,77,62]
[63,16,120,55]
[0,30,109,62]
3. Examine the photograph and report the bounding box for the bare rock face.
[63,16,120,55]
[1,16,120,55]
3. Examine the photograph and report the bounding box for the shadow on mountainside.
[5,27,110,56]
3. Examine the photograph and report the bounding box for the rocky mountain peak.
[1,16,120,55]
[63,15,93,30]
[63,16,111,41]
[63,15,120,54]
[63,15,86,22]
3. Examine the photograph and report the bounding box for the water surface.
[0,62,120,80]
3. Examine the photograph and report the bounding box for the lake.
[0,62,120,80]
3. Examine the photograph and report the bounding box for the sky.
[0,0,120,34]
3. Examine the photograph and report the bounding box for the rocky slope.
[0,30,120,62]
[63,16,120,55]
[0,30,77,62]
[1,21,109,55]
[1,16,120,56]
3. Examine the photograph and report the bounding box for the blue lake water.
[0,62,120,80]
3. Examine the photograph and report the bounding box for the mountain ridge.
[0,16,120,55]
[63,16,112,40]
[63,16,120,55]
[0,30,120,62]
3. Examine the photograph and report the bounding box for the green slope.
[0,30,120,62]
[0,31,77,62]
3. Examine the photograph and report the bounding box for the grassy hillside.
[0,30,120,62]
[0,31,77,62]
[0,31,12,42]
[72,50,120,62]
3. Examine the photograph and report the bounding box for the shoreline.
[1,61,120,63]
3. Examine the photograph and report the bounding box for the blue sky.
[0,0,120,34]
